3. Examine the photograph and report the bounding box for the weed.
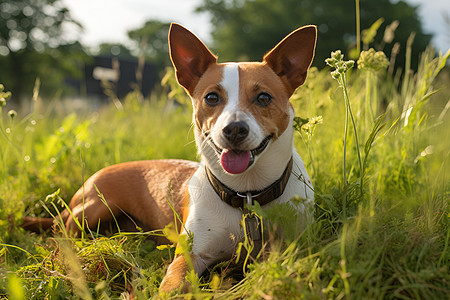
[326,50,363,211]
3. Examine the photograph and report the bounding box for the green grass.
[0,45,449,299]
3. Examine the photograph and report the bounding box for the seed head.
[8,110,17,120]
[345,61,354,69]
[331,70,340,80]
[325,57,337,68]
[327,50,354,81]
[357,48,389,72]
[332,50,343,61]
[310,116,323,125]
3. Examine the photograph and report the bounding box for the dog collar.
[205,157,293,209]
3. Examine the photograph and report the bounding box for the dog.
[22,23,317,293]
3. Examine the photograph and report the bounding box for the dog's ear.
[169,23,217,95]
[263,25,317,96]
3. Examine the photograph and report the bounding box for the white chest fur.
[184,146,314,275]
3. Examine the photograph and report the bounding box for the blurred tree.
[0,0,87,101]
[127,20,171,76]
[196,0,432,70]
[97,43,135,60]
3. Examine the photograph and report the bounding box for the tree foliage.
[196,0,432,70]
[127,20,172,75]
[0,0,87,101]
[96,43,135,60]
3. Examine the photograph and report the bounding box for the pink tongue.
[220,149,251,174]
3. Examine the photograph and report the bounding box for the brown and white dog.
[22,23,316,292]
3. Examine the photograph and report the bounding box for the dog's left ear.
[263,25,317,96]
[169,23,217,95]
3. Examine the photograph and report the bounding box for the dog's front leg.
[159,169,243,293]
[159,246,209,293]
[159,215,240,293]
[159,253,190,293]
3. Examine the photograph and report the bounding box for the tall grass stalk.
[355,0,361,56]
[326,51,364,210]
[364,72,375,130]
[342,71,363,199]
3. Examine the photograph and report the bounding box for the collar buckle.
[237,192,252,214]
[236,191,263,208]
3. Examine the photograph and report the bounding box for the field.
[0,46,449,299]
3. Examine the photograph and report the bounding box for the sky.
[63,0,449,54]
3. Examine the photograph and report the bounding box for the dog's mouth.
[207,134,273,174]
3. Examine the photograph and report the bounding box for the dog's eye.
[254,92,272,106]
[205,93,221,106]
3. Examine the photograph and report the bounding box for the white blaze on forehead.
[211,62,265,151]
[221,63,240,112]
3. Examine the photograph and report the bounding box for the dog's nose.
[222,121,249,144]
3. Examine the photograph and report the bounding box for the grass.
[0,43,449,299]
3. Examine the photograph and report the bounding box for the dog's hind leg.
[62,183,123,237]
[21,216,55,233]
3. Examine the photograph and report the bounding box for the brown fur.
[23,159,197,244]
[160,254,192,293]
[191,64,228,133]
[238,63,291,139]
